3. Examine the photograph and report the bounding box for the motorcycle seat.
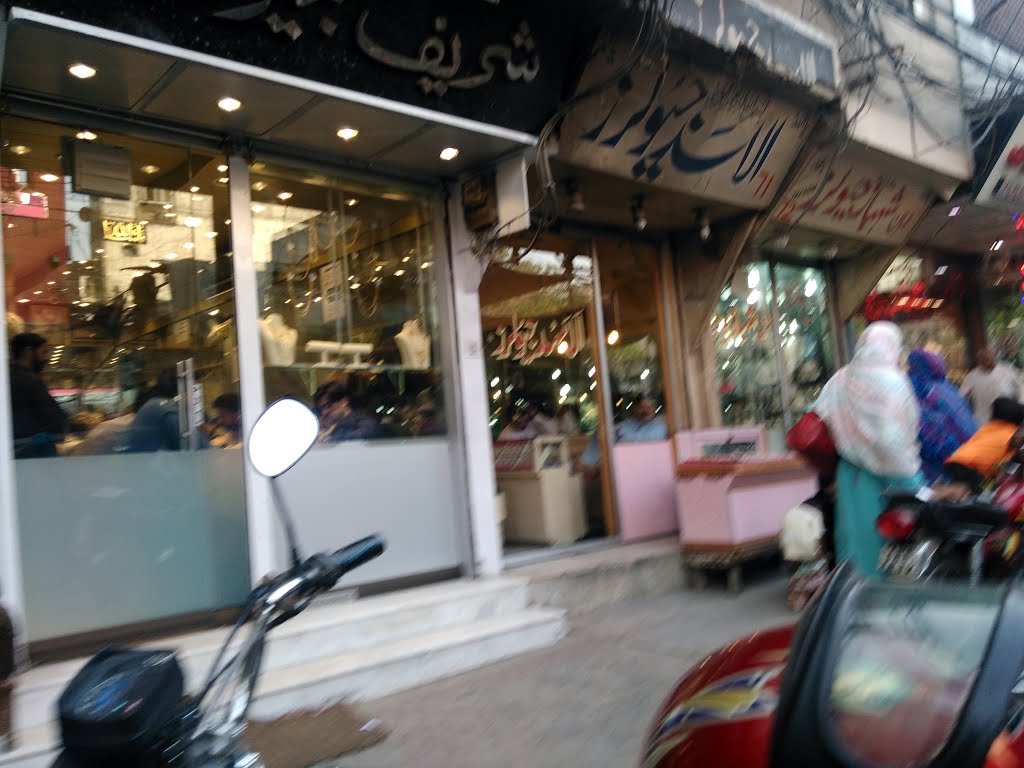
[923,501,1009,538]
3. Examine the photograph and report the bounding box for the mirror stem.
[269,478,302,569]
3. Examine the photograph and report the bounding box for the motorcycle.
[638,562,1024,768]
[50,398,386,768]
[875,491,1012,584]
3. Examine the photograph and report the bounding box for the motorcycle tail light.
[877,507,917,541]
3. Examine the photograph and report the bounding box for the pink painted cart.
[675,456,817,592]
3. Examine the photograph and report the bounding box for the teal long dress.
[835,458,923,575]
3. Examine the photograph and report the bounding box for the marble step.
[15,576,530,733]
[0,608,568,768]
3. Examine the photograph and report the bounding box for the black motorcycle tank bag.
[58,648,184,763]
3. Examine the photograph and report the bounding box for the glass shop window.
[249,163,444,443]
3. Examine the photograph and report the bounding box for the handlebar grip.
[324,535,386,582]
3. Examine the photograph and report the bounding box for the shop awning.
[0,8,536,179]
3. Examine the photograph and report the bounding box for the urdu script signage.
[559,48,815,208]
[772,150,933,245]
[492,313,587,365]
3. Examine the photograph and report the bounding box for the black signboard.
[6,0,612,134]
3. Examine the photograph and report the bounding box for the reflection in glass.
[2,116,249,641]
[829,582,999,766]
[713,263,782,427]
[249,167,443,443]
[773,263,834,418]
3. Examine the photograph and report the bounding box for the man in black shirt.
[9,332,66,454]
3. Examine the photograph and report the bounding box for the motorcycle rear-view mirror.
[248,398,319,478]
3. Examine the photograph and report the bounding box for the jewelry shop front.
[0,4,554,652]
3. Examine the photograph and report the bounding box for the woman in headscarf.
[813,322,924,574]
[907,349,977,484]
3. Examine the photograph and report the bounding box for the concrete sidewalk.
[337,575,794,768]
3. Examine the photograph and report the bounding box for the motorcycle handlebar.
[320,535,386,586]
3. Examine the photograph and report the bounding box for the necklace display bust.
[395,319,431,370]
[259,313,298,366]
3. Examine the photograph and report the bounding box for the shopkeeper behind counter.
[575,395,668,476]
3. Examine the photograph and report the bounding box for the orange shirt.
[945,420,1018,476]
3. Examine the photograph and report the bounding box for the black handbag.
[58,648,185,764]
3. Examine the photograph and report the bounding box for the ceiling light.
[935,265,948,276]
[420,261,432,269]
[9,145,30,156]
[205,231,218,239]
[992,240,1004,251]
[16,299,29,304]
[62,270,72,275]
[252,181,267,192]
[225,219,232,225]
[251,204,265,213]
[640,368,650,381]
[183,242,195,250]
[68,63,97,79]
[948,206,962,216]
[162,203,173,210]
[698,208,711,241]
[217,97,242,112]
[75,130,97,141]
[394,269,406,276]
[218,177,229,184]
[336,127,359,141]
[165,253,178,261]
[439,147,460,161]
[632,195,647,231]
[557,340,569,354]
[277,191,293,201]
[190,186,200,193]
[607,329,620,345]
[184,216,202,228]
[139,219,149,225]
[351,282,361,289]
[551,369,562,381]
[345,198,359,207]
[39,173,59,183]
[95,248,104,254]
[217,164,229,173]
[141,164,160,174]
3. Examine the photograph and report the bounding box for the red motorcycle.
[639,563,1024,768]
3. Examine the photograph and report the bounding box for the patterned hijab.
[814,322,921,478]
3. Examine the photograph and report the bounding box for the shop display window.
[1,116,248,641]
[599,243,669,432]
[249,163,444,443]
[481,245,609,549]
[713,260,836,433]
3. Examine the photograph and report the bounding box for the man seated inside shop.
[498,404,542,441]
[944,396,1024,492]
[574,395,669,538]
[316,381,379,442]
[202,393,242,448]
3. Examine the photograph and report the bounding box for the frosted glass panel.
[278,439,461,586]
[16,451,249,641]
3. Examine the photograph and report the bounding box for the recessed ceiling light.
[251,204,265,213]
[68,63,97,79]
[141,165,160,174]
[139,219,149,225]
[205,231,218,239]
[252,181,267,192]
[183,216,203,228]
[75,130,97,141]
[439,147,460,161]
[162,203,173,210]
[394,269,406,276]
[9,145,30,156]
[277,191,293,201]
[189,186,200,193]
[336,127,359,141]
[217,97,242,112]
[217,177,229,184]
[16,299,29,304]
[345,198,359,207]
[39,173,59,183]
[165,253,178,261]
[217,164,228,173]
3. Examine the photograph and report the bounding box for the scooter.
[49,398,386,767]
[639,562,1024,768]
